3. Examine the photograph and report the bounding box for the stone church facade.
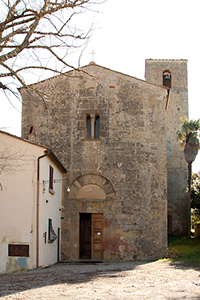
[21,59,188,261]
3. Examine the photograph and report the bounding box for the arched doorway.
[68,174,115,260]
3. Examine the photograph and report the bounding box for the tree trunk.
[187,162,192,236]
[184,142,199,236]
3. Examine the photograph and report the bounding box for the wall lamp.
[67,181,70,192]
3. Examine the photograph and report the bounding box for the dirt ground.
[0,260,200,299]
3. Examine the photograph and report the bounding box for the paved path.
[0,260,200,299]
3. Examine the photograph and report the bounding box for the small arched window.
[86,113,100,139]
[94,115,100,139]
[28,125,36,142]
[163,70,171,88]
[86,115,91,139]
[29,125,35,134]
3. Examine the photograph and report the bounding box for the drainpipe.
[36,149,50,268]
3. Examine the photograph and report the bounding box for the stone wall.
[145,59,189,235]
[21,63,168,260]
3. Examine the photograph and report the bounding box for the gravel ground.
[0,260,200,299]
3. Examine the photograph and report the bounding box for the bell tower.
[145,59,189,236]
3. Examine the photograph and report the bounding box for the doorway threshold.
[78,259,103,264]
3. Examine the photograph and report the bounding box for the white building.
[0,130,67,273]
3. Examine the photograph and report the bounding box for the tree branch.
[0,0,100,103]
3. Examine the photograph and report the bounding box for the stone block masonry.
[20,60,188,261]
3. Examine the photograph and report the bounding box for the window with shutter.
[49,165,55,194]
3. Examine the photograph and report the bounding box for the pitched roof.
[19,61,168,91]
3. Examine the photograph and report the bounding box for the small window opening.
[86,113,100,139]
[86,115,91,139]
[29,125,35,134]
[28,125,36,142]
[163,70,171,88]
[94,115,100,139]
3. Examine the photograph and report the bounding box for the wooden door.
[91,213,103,260]
[79,214,91,259]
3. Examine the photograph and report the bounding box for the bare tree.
[0,143,30,175]
[0,0,100,100]
[0,141,37,192]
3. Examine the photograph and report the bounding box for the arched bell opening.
[163,70,172,88]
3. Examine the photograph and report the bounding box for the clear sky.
[0,0,199,172]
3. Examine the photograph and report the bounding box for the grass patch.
[167,236,200,266]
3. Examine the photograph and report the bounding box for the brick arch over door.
[68,174,116,200]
